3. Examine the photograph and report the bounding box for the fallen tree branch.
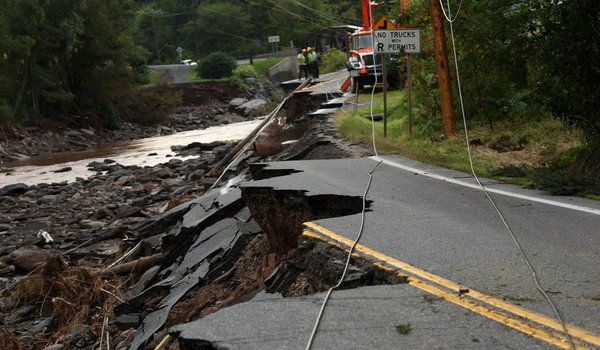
[99,253,165,276]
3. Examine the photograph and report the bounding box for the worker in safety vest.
[297,49,308,80]
[307,47,319,79]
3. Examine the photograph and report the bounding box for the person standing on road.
[307,47,320,79]
[297,49,308,80]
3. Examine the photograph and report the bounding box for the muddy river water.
[0,120,261,186]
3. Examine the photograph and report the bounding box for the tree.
[532,0,600,146]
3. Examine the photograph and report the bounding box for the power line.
[439,0,576,349]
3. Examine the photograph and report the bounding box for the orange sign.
[375,16,397,30]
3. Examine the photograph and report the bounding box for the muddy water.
[0,120,261,186]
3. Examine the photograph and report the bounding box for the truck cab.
[347,32,383,91]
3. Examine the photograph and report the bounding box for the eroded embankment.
[0,85,387,350]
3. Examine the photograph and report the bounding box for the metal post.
[382,54,388,138]
[407,54,413,137]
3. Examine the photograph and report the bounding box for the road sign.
[176,47,183,53]
[373,29,421,54]
[375,16,396,30]
[268,35,280,43]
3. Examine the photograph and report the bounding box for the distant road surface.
[149,64,190,84]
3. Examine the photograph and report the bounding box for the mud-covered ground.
[0,84,375,350]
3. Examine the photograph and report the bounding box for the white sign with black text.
[267,35,280,43]
[373,29,421,54]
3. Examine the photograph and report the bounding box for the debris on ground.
[0,81,380,349]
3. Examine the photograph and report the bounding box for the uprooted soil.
[0,87,375,350]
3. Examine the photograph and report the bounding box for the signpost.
[373,29,421,54]
[176,47,183,62]
[268,35,280,53]
[373,28,421,137]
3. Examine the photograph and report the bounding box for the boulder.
[228,97,248,108]
[53,167,72,173]
[10,246,51,272]
[0,183,29,197]
[238,99,268,117]
[38,195,59,204]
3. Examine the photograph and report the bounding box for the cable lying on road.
[305,5,382,349]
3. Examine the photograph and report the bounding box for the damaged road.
[3,70,598,350]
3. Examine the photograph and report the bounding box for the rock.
[188,170,206,181]
[30,317,53,332]
[114,313,141,330]
[238,98,268,117]
[66,324,90,338]
[43,344,64,350]
[104,159,116,164]
[0,224,9,232]
[80,128,95,136]
[80,220,104,230]
[10,246,51,272]
[88,179,104,187]
[0,183,29,196]
[38,195,59,204]
[163,178,184,188]
[141,168,173,181]
[217,113,246,123]
[229,97,248,108]
[53,167,72,173]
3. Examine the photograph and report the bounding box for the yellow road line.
[303,222,600,348]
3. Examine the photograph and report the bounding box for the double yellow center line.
[303,222,600,350]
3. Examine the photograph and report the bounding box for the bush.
[233,65,257,81]
[198,52,237,79]
[320,48,347,74]
[118,85,182,126]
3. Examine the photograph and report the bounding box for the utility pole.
[151,14,161,64]
[192,0,199,56]
[407,54,413,136]
[382,54,388,138]
[429,0,457,138]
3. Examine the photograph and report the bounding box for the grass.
[187,66,200,81]
[148,68,160,84]
[335,89,599,198]
[244,57,285,78]
[396,323,412,335]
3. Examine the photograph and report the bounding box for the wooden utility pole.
[429,0,457,138]
[192,0,199,56]
[407,54,413,136]
[383,54,388,138]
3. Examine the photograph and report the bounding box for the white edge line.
[370,156,600,216]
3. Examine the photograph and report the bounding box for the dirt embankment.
[0,88,377,350]
[0,81,278,164]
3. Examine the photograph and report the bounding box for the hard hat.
[307,47,312,52]
[302,49,306,52]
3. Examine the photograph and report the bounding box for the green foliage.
[530,0,600,146]
[132,0,360,63]
[233,65,258,81]
[396,324,412,335]
[119,85,182,125]
[320,49,347,74]
[198,52,237,79]
[392,0,599,148]
[250,58,285,78]
[0,0,149,127]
